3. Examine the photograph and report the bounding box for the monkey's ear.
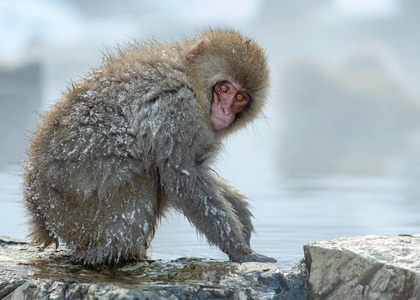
[186,39,211,62]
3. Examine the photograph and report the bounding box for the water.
[0,168,27,240]
[3,151,420,266]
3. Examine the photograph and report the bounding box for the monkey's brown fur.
[23,29,272,264]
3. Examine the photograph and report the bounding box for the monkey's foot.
[240,253,277,263]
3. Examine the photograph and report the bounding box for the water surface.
[3,153,419,267]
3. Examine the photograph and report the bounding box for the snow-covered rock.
[304,234,420,299]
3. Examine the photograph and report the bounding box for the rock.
[304,234,420,299]
[0,236,307,299]
[5,234,420,299]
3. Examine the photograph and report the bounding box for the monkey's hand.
[234,252,277,263]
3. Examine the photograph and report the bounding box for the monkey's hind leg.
[71,176,163,265]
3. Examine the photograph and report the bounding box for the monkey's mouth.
[210,114,232,130]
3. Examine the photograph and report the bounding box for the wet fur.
[22,29,271,264]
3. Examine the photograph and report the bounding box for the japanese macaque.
[23,29,275,265]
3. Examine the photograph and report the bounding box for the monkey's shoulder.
[99,42,187,83]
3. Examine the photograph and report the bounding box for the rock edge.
[0,237,307,299]
[304,234,420,300]
[3,234,419,299]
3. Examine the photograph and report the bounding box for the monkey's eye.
[219,84,229,93]
[236,94,245,101]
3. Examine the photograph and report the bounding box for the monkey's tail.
[26,214,59,251]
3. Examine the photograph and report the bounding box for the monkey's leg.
[24,179,60,251]
[26,164,163,265]
[212,173,254,247]
[69,175,163,265]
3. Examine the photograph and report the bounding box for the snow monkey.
[23,29,276,265]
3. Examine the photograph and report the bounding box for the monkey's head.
[185,29,270,134]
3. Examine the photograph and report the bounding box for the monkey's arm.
[211,174,254,247]
[161,151,275,262]
[153,91,275,262]
[166,167,253,261]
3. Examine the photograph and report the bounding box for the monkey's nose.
[222,106,232,115]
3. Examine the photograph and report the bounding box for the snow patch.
[181,170,190,176]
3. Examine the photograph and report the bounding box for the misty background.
[1,0,420,265]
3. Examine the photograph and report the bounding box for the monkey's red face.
[210,81,250,130]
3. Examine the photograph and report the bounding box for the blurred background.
[1,0,420,266]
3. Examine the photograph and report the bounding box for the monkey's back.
[22,41,211,264]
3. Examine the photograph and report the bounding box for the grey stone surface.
[304,234,420,300]
[0,237,307,299]
[6,234,419,299]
